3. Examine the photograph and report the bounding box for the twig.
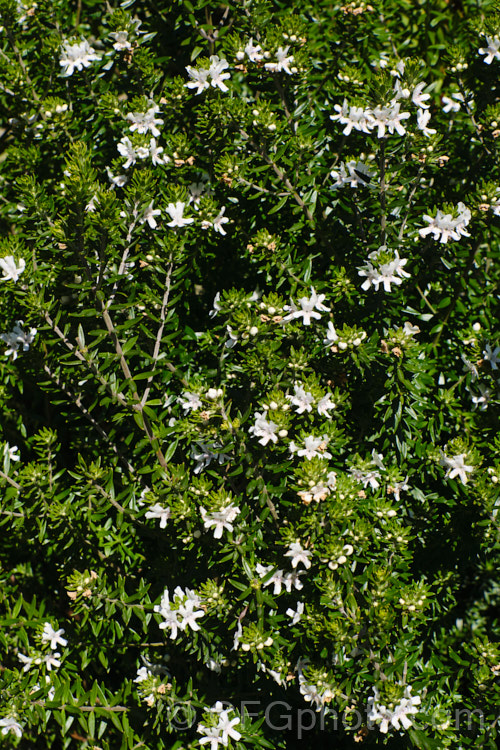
[0,468,21,491]
[379,138,387,246]
[141,257,174,406]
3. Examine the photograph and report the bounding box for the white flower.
[200,503,241,539]
[296,435,331,460]
[0,716,23,739]
[179,391,202,412]
[411,82,431,109]
[127,104,163,137]
[139,201,161,229]
[145,503,171,529]
[18,653,33,671]
[191,442,230,474]
[59,39,101,76]
[110,31,132,51]
[244,38,263,62]
[479,35,500,64]
[265,46,294,74]
[165,201,194,228]
[358,249,409,292]
[331,160,373,189]
[0,255,25,282]
[185,65,211,95]
[470,383,492,411]
[416,108,436,137]
[117,136,137,169]
[217,711,242,744]
[442,92,463,113]
[368,686,421,734]
[287,384,314,414]
[198,725,224,750]
[419,202,471,243]
[256,563,285,595]
[249,411,279,446]
[370,101,410,137]
[283,288,329,325]
[403,322,420,337]
[0,320,37,360]
[149,138,167,166]
[282,570,305,592]
[286,601,304,624]
[442,453,474,485]
[285,542,312,569]
[208,55,231,91]
[41,623,68,650]
[483,343,500,370]
[154,586,205,639]
[330,100,373,135]
[43,652,61,671]
[4,443,20,461]
[317,394,336,418]
[213,207,229,235]
[134,666,151,683]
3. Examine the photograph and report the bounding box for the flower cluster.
[367,686,421,734]
[185,56,231,95]
[200,501,241,539]
[154,586,205,640]
[357,247,410,292]
[0,320,37,360]
[418,202,471,243]
[197,702,242,749]
[59,38,101,76]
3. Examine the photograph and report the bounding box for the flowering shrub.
[0,0,499,748]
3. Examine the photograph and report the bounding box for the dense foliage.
[0,0,499,748]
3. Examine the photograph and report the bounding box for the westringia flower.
[331,160,373,189]
[287,384,314,414]
[418,202,471,243]
[249,411,279,446]
[154,586,205,639]
[165,201,194,228]
[200,502,241,539]
[284,542,312,569]
[185,55,231,95]
[41,623,68,650]
[0,320,37,360]
[286,601,305,624]
[291,435,332,460]
[140,201,161,229]
[483,343,500,370]
[478,35,500,65]
[367,686,421,734]
[0,716,23,739]
[358,248,410,293]
[178,391,202,412]
[145,503,171,529]
[283,288,330,325]
[59,39,101,76]
[264,46,295,74]
[442,92,464,113]
[109,30,132,51]
[127,103,163,137]
[441,453,474,485]
[0,255,25,282]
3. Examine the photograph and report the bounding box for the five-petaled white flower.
[0,716,23,739]
[42,623,68,650]
[59,39,101,76]
[483,343,500,370]
[140,201,161,229]
[479,35,500,64]
[165,201,194,228]
[200,503,241,539]
[283,288,330,325]
[442,453,474,485]
[285,542,312,569]
[145,503,171,529]
[0,255,25,282]
[286,601,305,624]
